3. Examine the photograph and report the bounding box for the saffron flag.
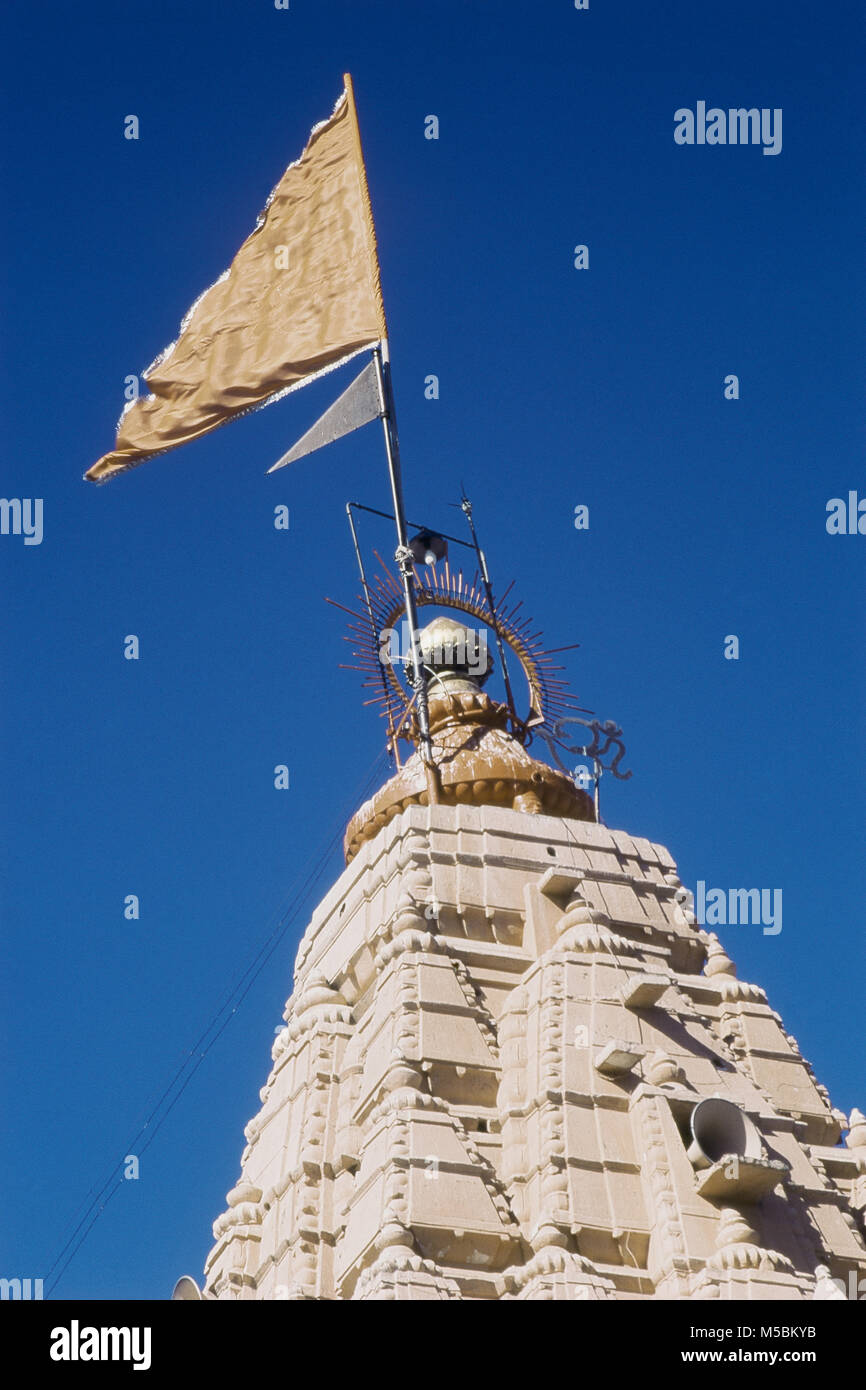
[85,75,387,483]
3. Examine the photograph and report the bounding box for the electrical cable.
[45,747,389,1296]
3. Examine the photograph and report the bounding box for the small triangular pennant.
[267,357,382,473]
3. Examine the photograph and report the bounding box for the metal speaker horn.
[687,1097,763,1171]
[171,1275,202,1301]
[408,529,448,567]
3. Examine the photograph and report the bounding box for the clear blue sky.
[1,0,863,1299]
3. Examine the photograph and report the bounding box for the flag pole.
[372,339,438,802]
[344,72,437,800]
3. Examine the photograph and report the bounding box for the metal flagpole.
[344,79,436,799]
[372,340,439,803]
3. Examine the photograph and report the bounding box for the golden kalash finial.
[343,610,595,862]
[331,495,631,860]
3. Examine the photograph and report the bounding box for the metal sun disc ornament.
[336,554,591,747]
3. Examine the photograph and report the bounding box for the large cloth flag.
[85,75,387,483]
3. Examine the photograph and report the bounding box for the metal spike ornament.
[329,554,593,754]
